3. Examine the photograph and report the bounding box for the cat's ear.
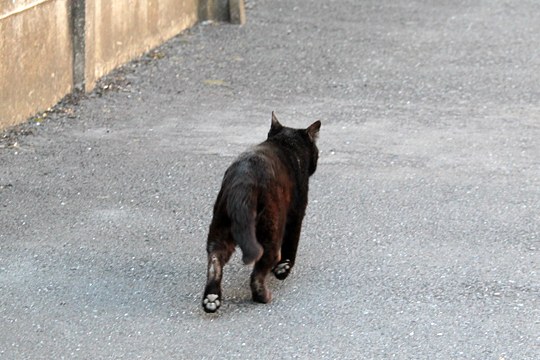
[271,111,283,131]
[268,111,283,138]
[306,120,321,142]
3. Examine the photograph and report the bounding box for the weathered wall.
[84,0,199,92]
[0,0,243,129]
[0,0,73,128]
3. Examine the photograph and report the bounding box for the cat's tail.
[226,185,263,265]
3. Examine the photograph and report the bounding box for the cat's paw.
[273,260,292,280]
[251,278,272,304]
[252,288,272,304]
[202,293,221,313]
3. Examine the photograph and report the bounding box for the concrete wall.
[84,0,199,92]
[0,0,243,129]
[0,0,73,128]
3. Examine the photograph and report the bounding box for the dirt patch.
[0,46,168,149]
[0,92,84,149]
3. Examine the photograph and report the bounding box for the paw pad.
[203,294,221,313]
[273,261,292,280]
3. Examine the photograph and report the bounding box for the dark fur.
[202,112,321,312]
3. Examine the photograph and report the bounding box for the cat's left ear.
[306,120,321,142]
[271,111,283,131]
[268,111,283,138]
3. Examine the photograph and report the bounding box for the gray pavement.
[1,0,539,358]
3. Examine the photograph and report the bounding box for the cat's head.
[267,112,321,175]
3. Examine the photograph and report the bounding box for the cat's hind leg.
[203,227,235,313]
[250,251,278,303]
[251,217,282,303]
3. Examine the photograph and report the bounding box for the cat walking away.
[202,112,321,313]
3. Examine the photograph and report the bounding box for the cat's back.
[224,143,290,186]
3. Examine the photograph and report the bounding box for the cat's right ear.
[268,111,283,137]
[306,120,321,142]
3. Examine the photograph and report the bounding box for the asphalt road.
[1,0,539,358]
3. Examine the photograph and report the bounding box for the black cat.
[202,112,321,313]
